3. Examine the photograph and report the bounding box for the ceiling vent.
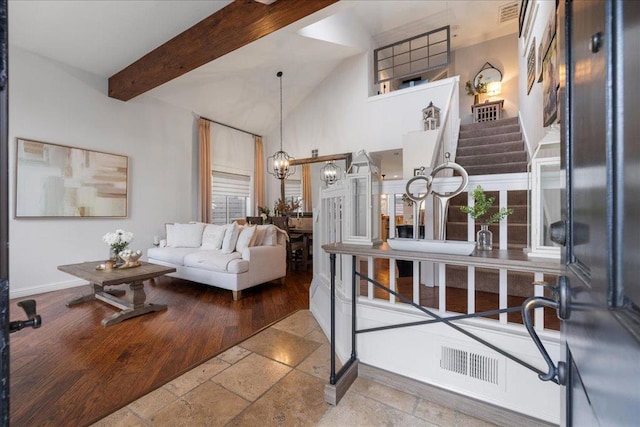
[498,2,519,24]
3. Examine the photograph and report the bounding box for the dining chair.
[246,216,263,225]
[271,216,305,271]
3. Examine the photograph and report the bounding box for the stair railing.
[430,80,460,172]
[373,172,551,329]
[315,172,555,332]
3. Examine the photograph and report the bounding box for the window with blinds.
[211,171,251,225]
[284,179,303,212]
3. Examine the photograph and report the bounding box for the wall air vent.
[440,346,500,385]
[498,2,519,24]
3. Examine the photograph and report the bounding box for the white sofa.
[147,222,287,300]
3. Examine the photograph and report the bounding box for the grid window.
[374,26,450,84]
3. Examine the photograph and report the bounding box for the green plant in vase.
[460,186,513,250]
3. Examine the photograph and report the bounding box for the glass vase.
[109,247,125,267]
[476,224,493,250]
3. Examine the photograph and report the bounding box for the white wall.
[9,46,196,297]
[263,30,522,205]
[518,0,557,156]
[453,33,520,125]
[264,51,458,205]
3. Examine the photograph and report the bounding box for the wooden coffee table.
[58,261,176,327]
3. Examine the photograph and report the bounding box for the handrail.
[431,80,460,171]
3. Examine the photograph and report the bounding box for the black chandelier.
[320,161,341,186]
[267,71,295,180]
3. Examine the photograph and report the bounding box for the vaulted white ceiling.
[8,0,518,136]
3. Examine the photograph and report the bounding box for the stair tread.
[459,124,521,139]
[462,163,528,175]
[450,190,528,205]
[457,141,524,156]
[460,117,519,131]
[457,131,523,146]
[456,151,527,167]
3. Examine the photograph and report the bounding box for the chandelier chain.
[279,71,283,152]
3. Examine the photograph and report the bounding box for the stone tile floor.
[93,310,496,427]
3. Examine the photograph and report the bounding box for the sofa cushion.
[168,223,206,248]
[221,222,240,253]
[258,224,278,246]
[201,224,226,250]
[183,251,248,273]
[148,247,204,266]
[236,225,256,253]
[252,227,266,246]
[226,259,250,274]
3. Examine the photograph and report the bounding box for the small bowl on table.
[119,249,142,267]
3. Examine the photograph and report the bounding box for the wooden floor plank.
[9,271,312,426]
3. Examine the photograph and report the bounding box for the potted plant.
[258,205,271,222]
[465,75,487,104]
[460,186,513,250]
[274,198,301,217]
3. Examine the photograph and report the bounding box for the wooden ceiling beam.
[108,0,339,101]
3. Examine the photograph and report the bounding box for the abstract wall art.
[15,138,128,218]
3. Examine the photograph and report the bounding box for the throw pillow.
[261,225,277,246]
[171,223,206,248]
[235,225,256,253]
[165,223,175,247]
[221,222,240,253]
[252,227,266,246]
[201,224,226,250]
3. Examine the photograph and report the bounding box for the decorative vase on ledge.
[476,224,493,250]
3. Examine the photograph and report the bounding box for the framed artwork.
[538,10,557,72]
[537,38,545,82]
[15,138,128,218]
[521,1,538,54]
[527,37,536,95]
[542,36,558,126]
[518,0,530,37]
[544,11,557,54]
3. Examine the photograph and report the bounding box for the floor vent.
[440,346,500,385]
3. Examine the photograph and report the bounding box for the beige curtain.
[254,135,265,212]
[198,118,212,223]
[302,164,312,212]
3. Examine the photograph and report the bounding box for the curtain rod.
[200,116,261,138]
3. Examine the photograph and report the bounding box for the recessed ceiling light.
[393,175,399,178]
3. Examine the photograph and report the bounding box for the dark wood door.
[563,0,640,425]
[1,0,9,424]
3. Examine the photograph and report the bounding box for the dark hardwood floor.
[9,271,312,427]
